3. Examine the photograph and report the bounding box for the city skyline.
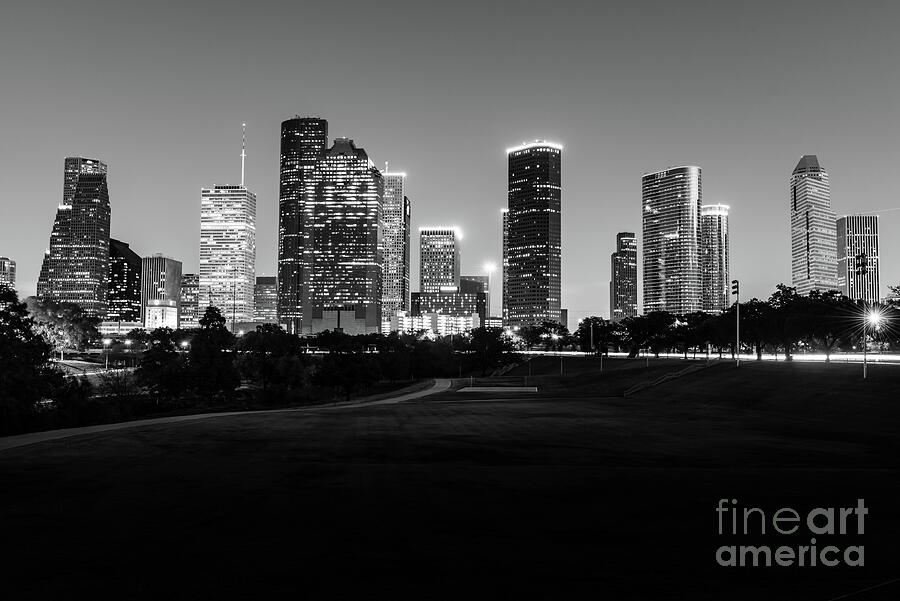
[3,1,900,326]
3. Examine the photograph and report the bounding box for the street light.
[102,338,112,370]
[863,309,883,379]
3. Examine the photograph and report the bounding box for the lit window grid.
[837,215,880,303]
[505,146,562,327]
[641,167,702,315]
[199,186,257,323]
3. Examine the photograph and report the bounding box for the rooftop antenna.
[240,123,247,187]
[385,160,389,173]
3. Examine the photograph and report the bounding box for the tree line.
[0,286,518,435]
[571,285,900,360]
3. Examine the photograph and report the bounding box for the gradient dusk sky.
[2,0,899,323]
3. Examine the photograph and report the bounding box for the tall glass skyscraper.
[505,141,562,327]
[107,238,142,322]
[199,184,257,324]
[501,208,509,324]
[641,166,702,315]
[302,138,383,335]
[419,227,460,293]
[277,116,329,333]
[610,232,638,321]
[791,155,839,295]
[836,215,880,303]
[700,204,730,313]
[381,171,411,332]
[38,157,110,317]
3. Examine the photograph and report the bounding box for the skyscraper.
[107,239,142,323]
[0,257,16,289]
[38,157,110,317]
[303,138,383,335]
[277,116,329,334]
[381,170,411,332]
[610,232,638,321]
[199,125,257,325]
[791,155,839,295]
[501,208,509,324]
[180,273,200,328]
[419,228,460,293]
[700,204,730,313]
[254,276,278,323]
[837,215,880,303]
[141,254,182,330]
[642,166,702,315]
[505,141,562,327]
[199,185,257,323]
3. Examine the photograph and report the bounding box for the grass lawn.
[1,359,898,599]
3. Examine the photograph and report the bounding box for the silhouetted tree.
[189,306,238,399]
[469,327,517,376]
[25,296,99,358]
[237,323,311,394]
[136,327,187,398]
[0,286,66,433]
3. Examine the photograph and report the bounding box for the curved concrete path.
[0,378,452,453]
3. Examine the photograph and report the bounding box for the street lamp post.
[731,280,740,367]
[863,309,883,379]
[102,338,112,370]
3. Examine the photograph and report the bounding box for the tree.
[468,327,517,376]
[0,287,65,433]
[237,324,308,393]
[739,299,771,360]
[189,306,238,399]
[574,316,620,355]
[767,284,803,361]
[136,327,187,398]
[25,296,99,358]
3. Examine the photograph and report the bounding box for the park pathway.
[0,378,452,453]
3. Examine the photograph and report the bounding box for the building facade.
[419,228,460,293]
[38,157,110,317]
[791,155,839,295]
[180,273,200,328]
[141,254,182,330]
[505,141,562,327]
[412,290,486,322]
[303,138,383,335]
[199,184,257,324]
[700,205,730,313]
[381,171,411,332]
[277,116,329,333]
[107,239,142,322]
[610,232,638,321]
[501,208,509,324]
[0,257,15,289]
[836,215,880,303]
[254,276,278,323]
[641,166,702,315]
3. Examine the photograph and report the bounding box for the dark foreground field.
[2,359,899,599]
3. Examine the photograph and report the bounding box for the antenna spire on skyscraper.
[241,123,247,187]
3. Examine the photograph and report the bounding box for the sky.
[2,0,899,325]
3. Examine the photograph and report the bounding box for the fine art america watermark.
[715,499,867,567]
